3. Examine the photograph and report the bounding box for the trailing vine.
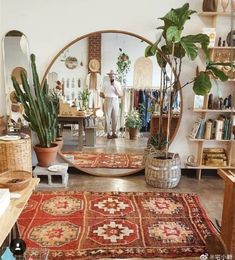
[116,50,131,85]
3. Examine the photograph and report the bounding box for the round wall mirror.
[43,30,182,176]
[2,30,30,128]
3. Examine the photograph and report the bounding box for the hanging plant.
[116,51,131,85]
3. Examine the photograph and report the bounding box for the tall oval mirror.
[44,31,182,176]
[2,30,30,131]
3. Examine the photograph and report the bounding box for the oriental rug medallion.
[61,151,143,168]
[18,191,215,259]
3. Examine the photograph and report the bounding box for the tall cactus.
[11,54,57,148]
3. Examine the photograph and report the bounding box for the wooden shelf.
[198,11,233,17]
[191,108,234,113]
[209,46,235,50]
[188,137,234,142]
[186,165,234,169]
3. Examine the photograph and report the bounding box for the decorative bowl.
[0,170,32,191]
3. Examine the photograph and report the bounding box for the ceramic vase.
[202,0,216,11]
[221,0,229,12]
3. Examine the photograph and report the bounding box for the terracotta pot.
[34,143,58,167]
[53,137,63,152]
[129,128,138,140]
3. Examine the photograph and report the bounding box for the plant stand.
[33,163,69,188]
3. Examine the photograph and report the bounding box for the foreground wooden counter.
[218,169,235,257]
[0,178,39,246]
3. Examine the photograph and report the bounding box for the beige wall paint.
[1,0,231,164]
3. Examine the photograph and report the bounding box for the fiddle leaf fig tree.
[146,3,228,95]
[145,3,229,152]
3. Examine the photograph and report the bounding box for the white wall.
[0,0,232,165]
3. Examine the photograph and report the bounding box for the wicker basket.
[0,170,32,191]
[0,138,32,173]
[145,152,181,188]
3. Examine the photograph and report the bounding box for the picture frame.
[194,95,205,109]
[202,28,216,48]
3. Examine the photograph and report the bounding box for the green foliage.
[11,54,57,148]
[144,3,231,153]
[145,3,228,96]
[193,72,212,95]
[80,89,90,109]
[116,52,131,85]
[149,132,168,151]
[125,110,143,129]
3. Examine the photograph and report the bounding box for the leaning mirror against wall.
[2,30,30,133]
[43,31,182,176]
[45,31,181,138]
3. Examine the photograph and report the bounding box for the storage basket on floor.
[0,138,32,173]
[145,152,181,188]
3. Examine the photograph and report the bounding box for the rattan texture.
[0,138,32,173]
[145,152,181,188]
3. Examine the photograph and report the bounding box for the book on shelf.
[202,147,228,167]
[189,119,201,138]
[196,119,206,139]
[204,120,212,139]
[215,120,223,140]
[190,116,232,140]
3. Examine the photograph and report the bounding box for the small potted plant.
[80,89,90,110]
[125,110,142,140]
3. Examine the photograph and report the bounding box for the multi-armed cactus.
[12,54,57,148]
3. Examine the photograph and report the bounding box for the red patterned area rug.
[61,151,143,168]
[18,191,215,259]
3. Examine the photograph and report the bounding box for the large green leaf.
[180,40,198,60]
[156,52,167,68]
[208,66,229,81]
[193,71,212,95]
[174,43,186,58]
[166,26,181,43]
[145,45,154,57]
[159,3,196,31]
[181,34,209,60]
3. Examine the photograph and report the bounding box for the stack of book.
[202,148,228,167]
[189,116,232,140]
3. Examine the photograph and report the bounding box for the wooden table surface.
[58,114,93,150]
[0,178,39,246]
[218,169,235,257]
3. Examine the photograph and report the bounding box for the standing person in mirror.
[100,70,123,139]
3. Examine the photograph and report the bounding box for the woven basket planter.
[145,152,181,188]
[0,138,32,173]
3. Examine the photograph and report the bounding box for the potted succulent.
[125,110,143,140]
[144,3,229,188]
[12,54,59,167]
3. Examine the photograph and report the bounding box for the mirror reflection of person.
[100,70,123,139]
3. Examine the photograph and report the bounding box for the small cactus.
[12,54,57,148]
